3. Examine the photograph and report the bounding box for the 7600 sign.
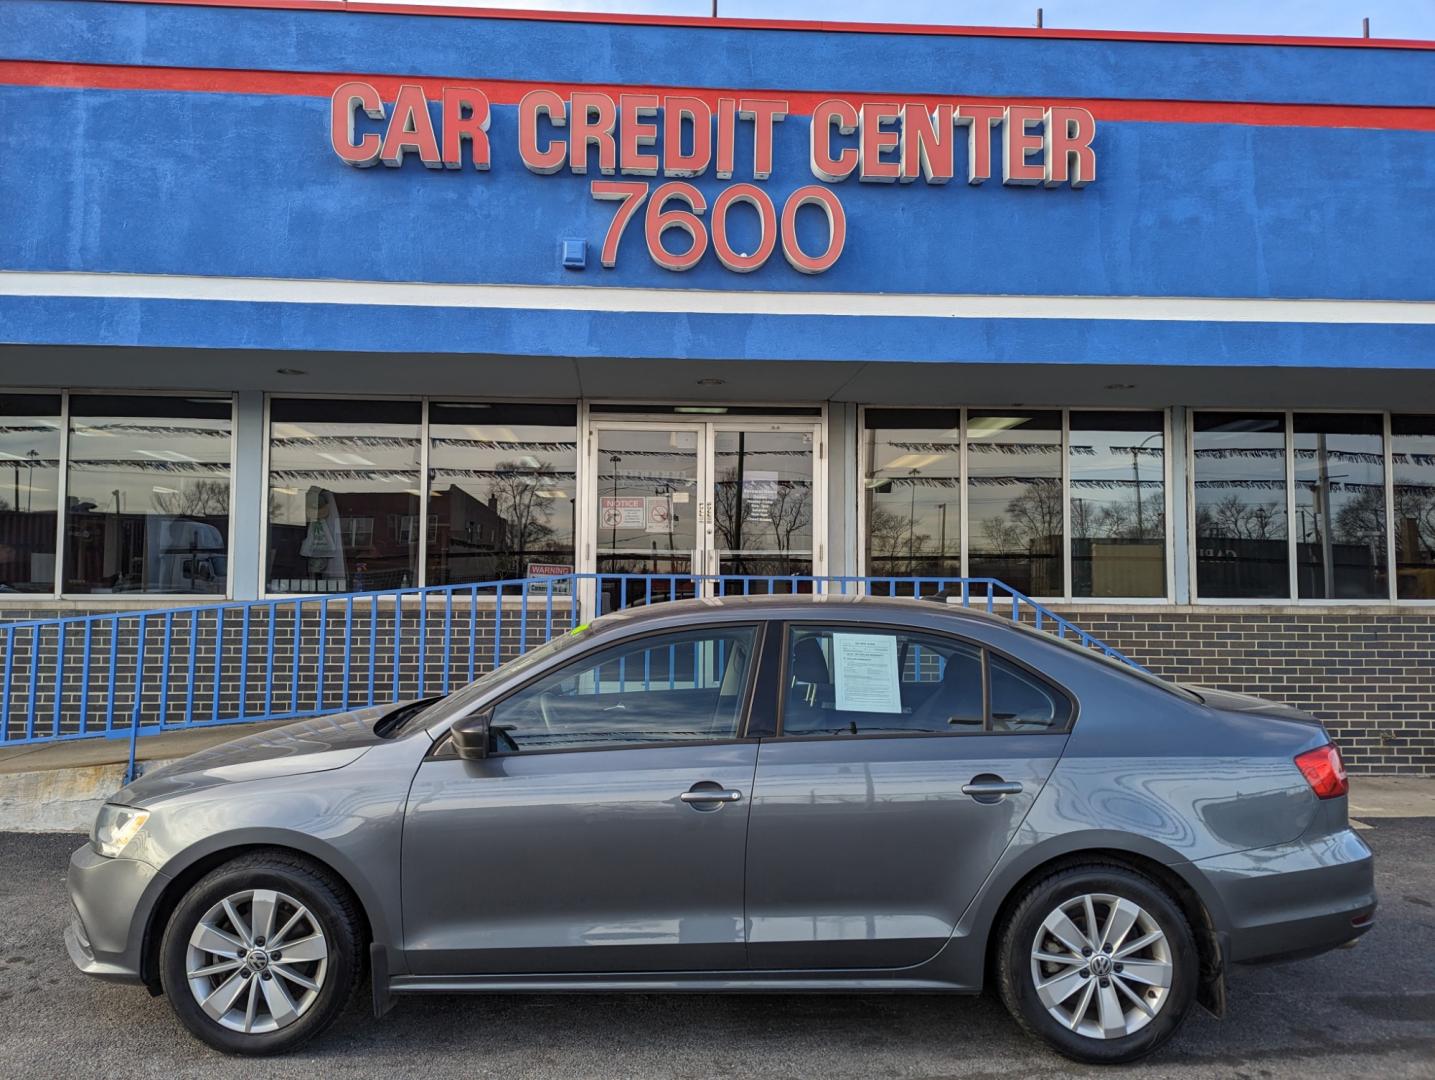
[592,181,847,275]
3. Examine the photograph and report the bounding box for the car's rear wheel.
[995,864,1197,1064]
[159,852,363,1055]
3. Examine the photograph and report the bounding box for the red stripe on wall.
[5,60,1435,131]
[97,0,1435,52]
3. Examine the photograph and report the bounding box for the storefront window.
[267,399,421,593]
[64,395,232,595]
[1070,411,1166,598]
[862,409,960,588]
[426,402,577,586]
[1294,414,1387,599]
[1193,412,1288,599]
[967,411,1063,596]
[0,394,61,593]
[1393,415,1435,599]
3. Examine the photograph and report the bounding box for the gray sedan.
[65,595,1375,1064]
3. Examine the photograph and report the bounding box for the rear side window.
[989,654,1070,732]
[782,625,984,736]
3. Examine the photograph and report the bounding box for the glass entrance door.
[586,418,823,608]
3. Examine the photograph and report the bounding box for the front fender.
[129,737,425,983]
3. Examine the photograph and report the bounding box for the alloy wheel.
[1029,892,1174,1039]
[184,888,329,1034]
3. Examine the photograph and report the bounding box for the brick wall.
[1,599,1430,774]
[1055,606,1435,775]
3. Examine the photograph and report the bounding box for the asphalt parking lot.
[3,824,1433,1080]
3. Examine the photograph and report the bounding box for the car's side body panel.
[745,733,1065,969]
[401,742,760,974]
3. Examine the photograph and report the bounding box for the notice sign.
[645,495,674,533]
[832,633,902,714]
[744,471,779,522]
[600,496,645,530]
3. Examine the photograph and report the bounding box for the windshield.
[386,622,601,736]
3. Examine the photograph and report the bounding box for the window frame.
[434,621,770,759]
[0,386,238,602]
[772,619,1076,742]
[856,405,1174,603]
[260,392,581,599]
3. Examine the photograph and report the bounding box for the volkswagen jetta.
[66,595,1374,1064]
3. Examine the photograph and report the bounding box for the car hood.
[113,702,417,805]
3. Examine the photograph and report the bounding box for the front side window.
[0,394,61,593]
[1393,415,1435,599]
[486,626,758,752]
[781,625,985,736]
[266,399,422,593]
[1193,412,1289,599]
[427,402,577,586]
[64,395,232,595]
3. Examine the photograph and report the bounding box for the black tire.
[159,851,364,1055]
[995,863,1198,1065]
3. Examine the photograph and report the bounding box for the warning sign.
[600,496,645,530]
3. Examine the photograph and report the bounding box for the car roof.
[586,592,1017,633]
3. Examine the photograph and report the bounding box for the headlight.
[91,803,150,858]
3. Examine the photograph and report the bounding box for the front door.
[401,622,764,975]
[585,417,824,611]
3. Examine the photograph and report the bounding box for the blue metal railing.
[0,574,1143,778]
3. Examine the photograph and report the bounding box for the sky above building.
[369,0,1435,39]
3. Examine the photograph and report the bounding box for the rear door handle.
[962,778,1023,800]
[680,789,743,804]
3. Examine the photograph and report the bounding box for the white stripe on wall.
[2,270,1433,325]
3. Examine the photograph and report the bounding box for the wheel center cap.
[246,948,269,972]
[1090,953,1113,976]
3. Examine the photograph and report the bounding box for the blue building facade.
[2,0,1434,769]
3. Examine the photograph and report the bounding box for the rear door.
[402,623,763,975]
[744,621,1069,970]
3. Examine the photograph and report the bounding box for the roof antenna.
[1036,7,1044,28]
[712,0,718,17]
[1362,16,1370,37]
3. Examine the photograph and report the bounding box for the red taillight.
[1295,743,1349,799]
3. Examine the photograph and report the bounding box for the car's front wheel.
[159,851,363,1054]
[995,863,1198,1064]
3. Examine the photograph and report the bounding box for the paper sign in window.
[832,633,902,714]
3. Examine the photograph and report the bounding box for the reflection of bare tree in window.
[1392,486,1435,561]
[713,473,751,552]
[983,479,1062,552]
[1333,486,1388,546]
[1196,494,1286,539]
[151,479,231,517]
[1071,492,1167,541]
[868,505,931,571]
[487,461,556,576]
[767,482,811,571]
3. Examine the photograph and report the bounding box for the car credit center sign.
[329,83,1096,274]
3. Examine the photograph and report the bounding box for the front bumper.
[1194,827,1375,964]
[66,843,167,983]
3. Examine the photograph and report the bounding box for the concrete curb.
[0,759,176,833]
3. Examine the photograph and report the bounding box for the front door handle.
[962,776,1023,802]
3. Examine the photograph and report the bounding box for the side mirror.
[450,712,491,761]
